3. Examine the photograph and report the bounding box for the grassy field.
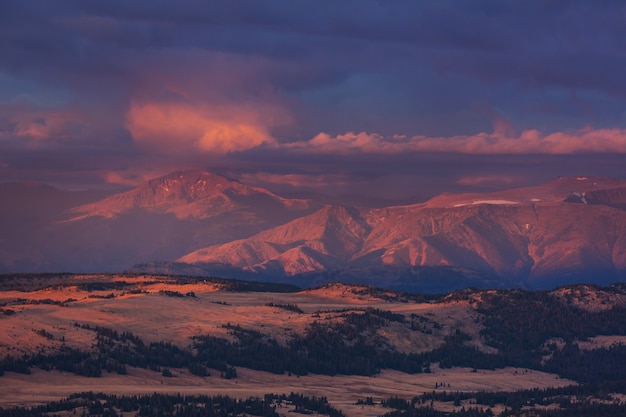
[0,275,583,415]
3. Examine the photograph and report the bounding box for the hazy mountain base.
[174,177,626,286]
[129,262,617,293]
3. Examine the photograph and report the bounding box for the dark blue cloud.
[1,0,626,197]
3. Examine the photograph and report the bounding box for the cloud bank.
[2,1,626,199]
[127,101,278,155]
[285,127,626,155]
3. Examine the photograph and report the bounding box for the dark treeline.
[382,406,496,417]
[543,342,626,383]
[475,287,626,376]
[1,298,76,307]
[478,288,626,354]
[265,302,304,313]
[379,383,626,417]
[159,289,197,298]
[193,321,385,376]
[0,272,301,293]
[406,382,625,410]
[380,403,626,417]
[75,281,135,291]
[0,391,344,417]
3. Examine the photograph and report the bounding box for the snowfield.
[453,199,520,207]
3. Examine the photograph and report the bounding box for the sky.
[1,0,626,205]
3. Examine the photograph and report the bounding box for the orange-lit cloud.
[285,127,626,155]
[294,132,393,154]
[126,100,281,155]
[0,106,84,145]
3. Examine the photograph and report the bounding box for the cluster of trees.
[0,272,303,294]
[158,290,197,298]
[0,391,344,417]
[406,383,623,411]
[196,317,420,376]
[0,346,109,377]
[410,313,442,333]
[544,342,626,383]
[75,281,135,292]
[475,288,626,371]
[478,289,626,351]
[195,319,498,376]
[265,302,304,313]
[0,272,77,291]
[219,279,300,293]
[3,298,75,306]
[351,307,407,324]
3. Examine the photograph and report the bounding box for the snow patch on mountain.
[453,199,520,207]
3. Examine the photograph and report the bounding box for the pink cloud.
[126,100,281,155]
[285,127,626,155]
[124,51,296,156]
[294,131,404,154]
[492,114,516,138]
[0,105,84,146]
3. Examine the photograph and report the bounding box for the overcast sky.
[1,1,626,204]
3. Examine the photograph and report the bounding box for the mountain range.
[2,170,626,292]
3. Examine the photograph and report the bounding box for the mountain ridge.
[1,171,626,292]
[175,175,626,288]
[66,170,311,221]
[0,170,319,273]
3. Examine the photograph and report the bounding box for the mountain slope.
[177,176,626,287]
[180,205,371,275]
[66,170,310,221]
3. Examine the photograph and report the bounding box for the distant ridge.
[0,170,319,273]
[2,172,626,292]
[175,176,626,289]
[66,170,311,221]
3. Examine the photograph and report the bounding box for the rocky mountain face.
[2,173,626,291]
[177,176,626,289]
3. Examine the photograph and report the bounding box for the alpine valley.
[2,170,626,292]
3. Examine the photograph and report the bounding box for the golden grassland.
[0,366,574,416]
[0,275,581,414]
